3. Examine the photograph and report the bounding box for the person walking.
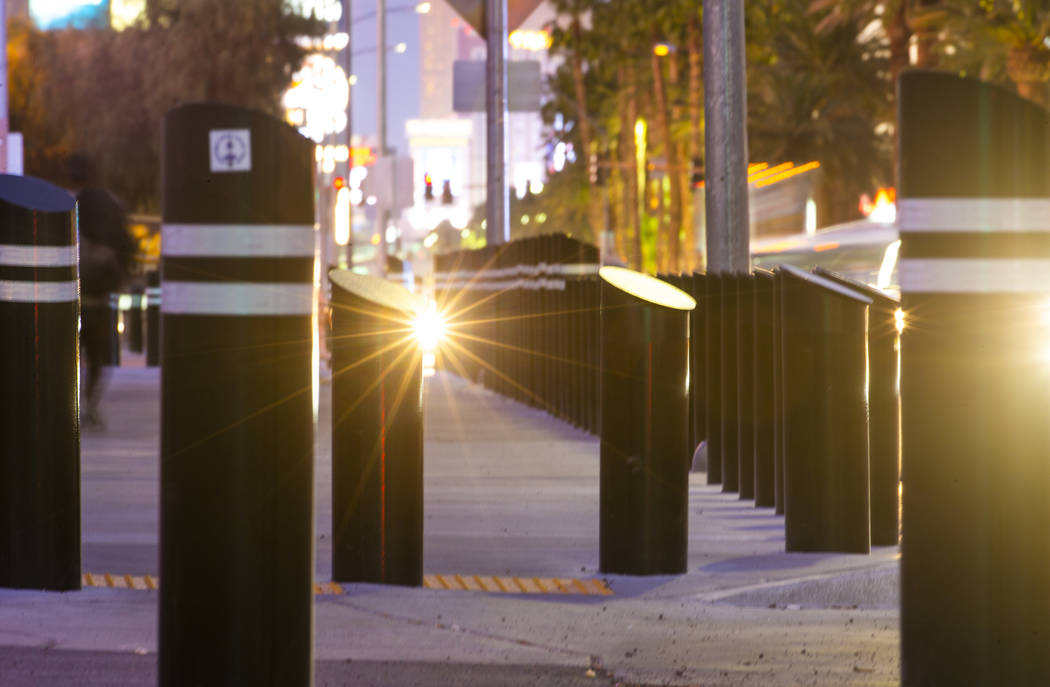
[69,154,134,430]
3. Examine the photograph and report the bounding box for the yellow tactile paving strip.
[81,573,613,596]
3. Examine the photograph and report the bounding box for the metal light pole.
[702,0,749,274]
[485,0,509,246]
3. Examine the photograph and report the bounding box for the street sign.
[445,0,544,39]
[453,60,542,113]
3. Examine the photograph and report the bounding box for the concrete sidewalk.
[0,367,901,686]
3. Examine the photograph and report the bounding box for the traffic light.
[333,176,346,190]
[424,173,434,201]
[441,179,453,205]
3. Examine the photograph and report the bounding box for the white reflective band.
[552,263,600,276]
[900,198,1050,233]
[900,258,1050,293]
[162,224,315,257]
[162,281,313,315]
[0,244,77,267]
[0,279,79,302]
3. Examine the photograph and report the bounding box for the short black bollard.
[780,265,871,553]
[704,273,723,485]
[0,174,79,591]
[125,287,145,354]
[737,273,756,500]
[772,267,785,515]
[752,268,776,508]
[158,103,315,687]
[145,270,160,367]
[814,267,901,546]
[599,266,695,575]
[330,271,424,586]
[720,274,740,492]
[690,273,706,469]
[106,292,121,366]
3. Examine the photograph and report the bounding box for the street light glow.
[415,2,432,13]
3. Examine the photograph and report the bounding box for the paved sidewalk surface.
[0,366,901,686]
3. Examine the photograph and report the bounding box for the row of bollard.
[438,239,902,556]
[694,266,901,553]
[434,234,602,434]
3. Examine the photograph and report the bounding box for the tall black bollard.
[599,266,695,575]
[752,268,776,508]
[780,265,870,553]
[704,273,723,484]
[0,174,79,591]
[813,267,901,545]
[159,103,315,687]
[899,71,1050,685]
[330,271,424,586]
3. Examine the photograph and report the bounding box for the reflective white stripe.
[899,198,1050,233]
[162,281,313,315]
[0,244,77,267]
[900,258,1050,293]
[162,224,315,257]
[0,279,79,302]
[551,263,600,276]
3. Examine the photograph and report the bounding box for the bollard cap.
[599,266,696,311]
[329,269,422,314]
[0,174,75,213]
[779,264,873,305]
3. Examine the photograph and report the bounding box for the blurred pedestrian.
[68,154,134,430]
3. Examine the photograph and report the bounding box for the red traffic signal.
[424,173,434,201]
[333,176,346,190]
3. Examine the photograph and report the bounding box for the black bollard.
[813,267,901,546]
[158,103,315,687]
[737,273,756,500]
[145,270,160,367]
[772,267,785,515]
[126,287,145,354]
[779,265,871,553]
[0,174,79,591]
[720,274,740,492]
[106,292,121,366]
[599,266,695,575]
[899,71,1050,685]
[704,273,723,485]
[752,269,776,508]
[689,273,706,469]
[330,271,424,586]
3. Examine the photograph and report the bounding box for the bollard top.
[329,269,422,314]
[0,174,75,213]
[812,266,899,306]
[779,264,873,305]
[599,266,696,311]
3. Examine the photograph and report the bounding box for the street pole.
[702,0,749,274]
[343,0,354,268]
[485,0,509,246]
[377,0,390,274]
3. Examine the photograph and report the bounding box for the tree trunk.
[570,14,605,247]
[686,15,703,272]
[651,38,682,273]
[620,65,642,271]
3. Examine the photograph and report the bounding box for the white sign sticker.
[209,129,252,172]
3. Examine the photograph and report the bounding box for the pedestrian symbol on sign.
[209,129,252,172]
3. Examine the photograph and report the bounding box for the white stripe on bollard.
[161,224,315,257]
[900,258,1050,293]
[0,280,79,302]
[0,244,78,267]
[161,281,313,315]
[899,198,1050,233]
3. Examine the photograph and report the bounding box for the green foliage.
[9,1,324,212]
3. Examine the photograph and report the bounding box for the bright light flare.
[413,302,447,354]
[895,307,906,334]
